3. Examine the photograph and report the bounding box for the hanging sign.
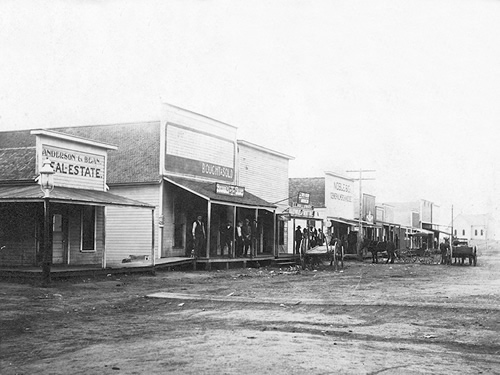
[289,206,315,218]
[298,191,310,205]
[215,183,245,197]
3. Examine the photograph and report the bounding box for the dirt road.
[1,241,499,374]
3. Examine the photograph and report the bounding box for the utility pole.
[450,204,454,264]
[346,169,376,260]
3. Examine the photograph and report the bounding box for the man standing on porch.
[242,218,252,257]
[295,226,303,254]
[192,215,206,258]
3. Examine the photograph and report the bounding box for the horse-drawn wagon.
[301,238,344,270]
[451,238,477,266]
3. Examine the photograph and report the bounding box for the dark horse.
[363,239,397,264]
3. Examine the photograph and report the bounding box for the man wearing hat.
[295,225,303,255]
[192,215,206,257]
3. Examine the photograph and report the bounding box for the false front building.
[53,103,293,269]
[0,129,155,277]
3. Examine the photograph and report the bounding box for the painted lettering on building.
[333,182,352,193]
[330,181,353,202]
[289,206,316,218]
[202,162,234,179]
[165,123,235,182]
[326,173,355,220]
[42,146,104,179]
[330,192,352,202]
[215,183,245,197]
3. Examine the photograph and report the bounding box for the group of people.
[227,218,254,258]
[191,215,254,258]
[294,226,326,254]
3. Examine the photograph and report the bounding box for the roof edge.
[31,129,118,150]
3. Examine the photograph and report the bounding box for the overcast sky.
[0,0,499,222]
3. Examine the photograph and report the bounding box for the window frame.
[80,206,96,252]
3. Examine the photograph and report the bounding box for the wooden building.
[0,129,154,275]
[42,103,292,268]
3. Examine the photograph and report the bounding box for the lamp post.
[39,158,54,286]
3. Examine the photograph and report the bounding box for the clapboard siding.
[105,184,158,265]
[238,144,289,210]
[67,206,105,266]
[105,206,153,266]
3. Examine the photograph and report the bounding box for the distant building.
[386,199,443,249]
[452,214,496,241]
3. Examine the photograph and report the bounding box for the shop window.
[81,206,96,251]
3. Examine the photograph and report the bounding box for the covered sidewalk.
[0,183,156,281]
[164,176,277,269]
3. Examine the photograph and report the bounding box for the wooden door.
[52,213,68,264]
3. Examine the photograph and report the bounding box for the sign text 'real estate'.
[42,146,104,179]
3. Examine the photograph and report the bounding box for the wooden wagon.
[451,239,477,266]
[301,239,344,270]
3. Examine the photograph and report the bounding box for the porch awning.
[0,184,154,208]
[408,228,434,236]
[164,176,276,209]
[327,217,357,226]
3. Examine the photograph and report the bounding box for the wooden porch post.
[232,206,237,258]
[151,208,155,266]
[273,210,277,257]
[42,198,52,286]
[206,201,211,259]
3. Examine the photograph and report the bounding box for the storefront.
[156,104,279,263]
[0,130,155,279]
[1,104,288,270]
[163,176,276,259]
[325,172,358,254]
[279,205,324,255]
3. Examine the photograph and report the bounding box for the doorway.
[52,213,68,264]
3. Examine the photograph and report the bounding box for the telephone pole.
[346,169,376,260]
[450,204,454,264]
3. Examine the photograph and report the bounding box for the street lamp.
[39,158,55,198]
[39,158,54,286]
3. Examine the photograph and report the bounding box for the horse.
[363,239,397,264]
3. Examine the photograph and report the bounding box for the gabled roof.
[0,122,162,185]
[289,177,325,208]
[454,213,490,226]
[0,130,37,183]
[0,147,37,182]
[0,130,36,149]
[55,122,161,184]
[237,140,294,160]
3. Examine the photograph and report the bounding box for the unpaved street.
[1,241,499,375]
